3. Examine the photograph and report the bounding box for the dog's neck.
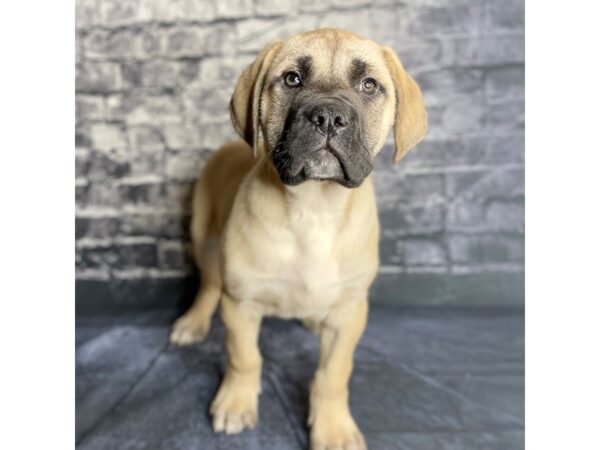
[258,153,355,221]
[283,180,352,216]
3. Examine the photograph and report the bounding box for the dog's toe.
[210,377,259,435]
[169,316,209,345]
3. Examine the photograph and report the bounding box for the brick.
[127,125,165,152]
[115,242,158,269]
[413,136,487,168]
[448,234,524,264]
[179,60,201,84]
[158,240,191,270]
[379,238,404,265]
[409,4,485,36]
[485,200,524,233]
[299,0,331,13]
[98,0,153,26]
[76,0,99,28]
[183,85,230,123]
[392,39,443,73]
[166,150,205,179]
[104,95,125,120]
[119,213,189,239]
[198,56,254,87]
[197,123,237,149]
[128,152,164,177]
[164,182,195,214]
[483,99,524,132]
[83,28,136,60]
[120,61,143,88]
[379,205,444,236]
[77,245,118,270]
[442,34,524,67]
[76,31,84,64]
[152,0,187,21]
[485,65,524,100]
[487,0,524,30]
[87,150,131,180]
[235,17,319,53]
[442,133,524,166]
[89,123,127,152]
[182,0,218,22]
[76,62,122,93]
[165,122,237,150]
[76,181,121,209]
[117,94,182,125]
[136,27,163,60]
[445,169,524,232]
[446,201,484,232]
[215,0,253,19]
[141,60,179,88]
[165,27,205,57]
[138,59,199,88]
[438,95,485,135]
[163,123,202,149]
[375,171,445,209]
[404,239,447,266]
[76,95,105,122]
[486,133,524,164]
[317,9,372,34]
[75,148,90,179]
[254,0,297,16]
[118,182,164,207]
[165,25,234,58]
[417,68,484,100]
[76,217,119,239]
[446,169,525,203]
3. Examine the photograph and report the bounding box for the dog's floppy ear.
[382,47,428,164]
[230,41,283,157]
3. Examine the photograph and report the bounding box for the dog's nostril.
[333,116,347,128]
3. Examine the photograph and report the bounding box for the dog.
[170,28,427,450]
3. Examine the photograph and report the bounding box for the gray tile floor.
[76,306,524,450]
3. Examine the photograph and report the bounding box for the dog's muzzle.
[273,96,373,188]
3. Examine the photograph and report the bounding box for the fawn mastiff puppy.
[170,28,427,450]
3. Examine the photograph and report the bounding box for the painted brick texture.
[75,0,524,307]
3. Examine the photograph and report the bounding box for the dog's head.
[230,29,427,188]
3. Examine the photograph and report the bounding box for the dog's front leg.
[210,293,263,434]
[309,299,368,450]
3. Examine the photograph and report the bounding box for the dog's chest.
[245,206,344,318]
[284,209,340,291]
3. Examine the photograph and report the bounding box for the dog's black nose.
[307,104,349,135]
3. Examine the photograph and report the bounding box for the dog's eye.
[284,71,302,88]
[360,78,378,94]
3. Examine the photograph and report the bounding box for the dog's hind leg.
[170,240,222,345]
[170,178,222,345]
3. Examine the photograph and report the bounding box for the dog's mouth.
[273,142,360,188]
[295,145,347,179]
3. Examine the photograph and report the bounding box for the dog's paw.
[309,401,367,450]
[210,376,259,434]
[169,314,210,345]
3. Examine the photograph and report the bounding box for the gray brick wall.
[75,0,524,309]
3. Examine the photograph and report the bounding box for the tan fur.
[170,29,427,450]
